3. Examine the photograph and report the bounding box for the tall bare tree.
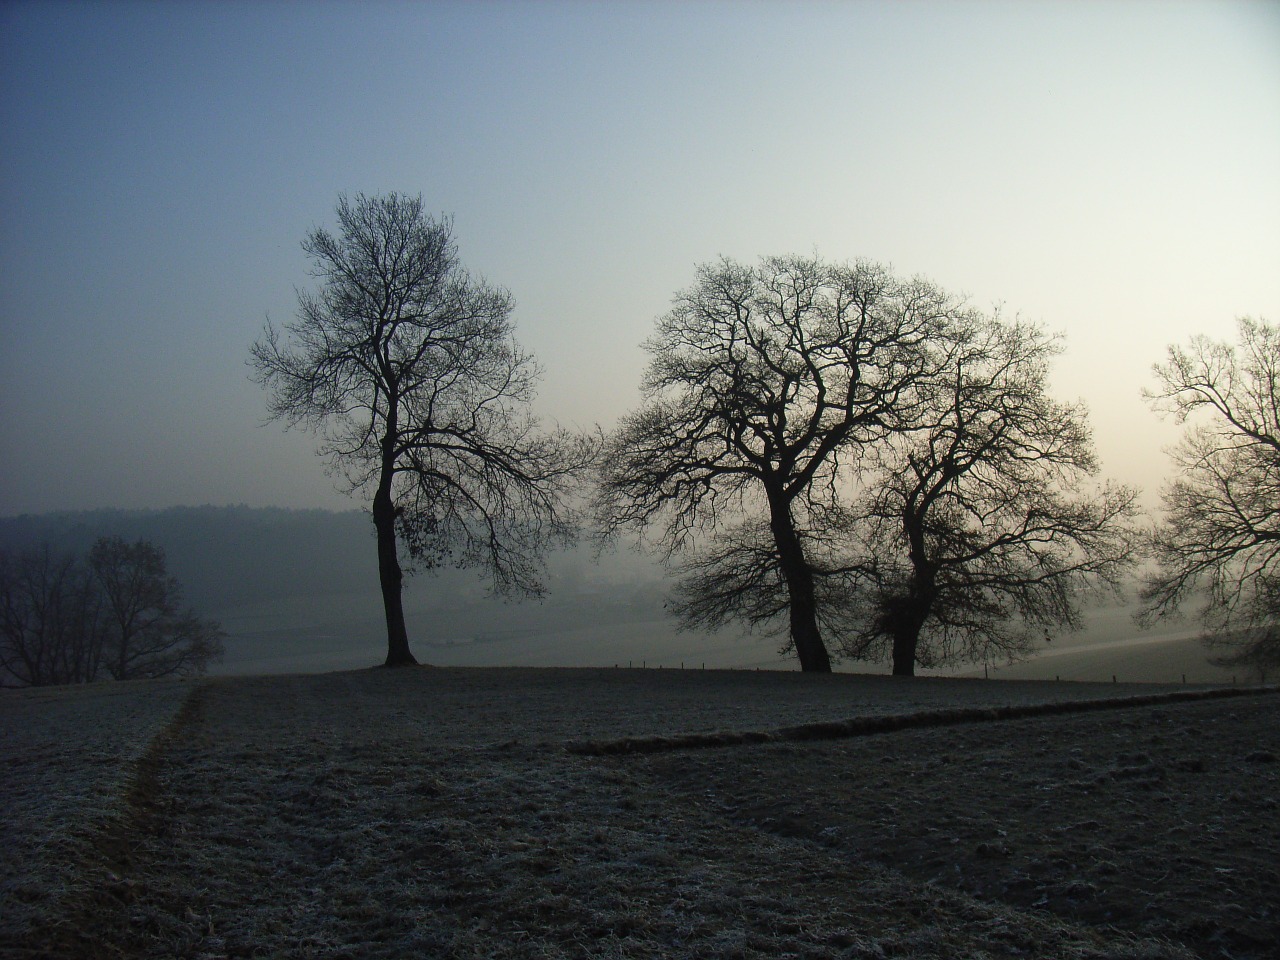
[841,316,1140,675]
[251,194,588,667]
[597,255,962,672]
[1140,317,1280,679]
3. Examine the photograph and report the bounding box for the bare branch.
[840,315,1140,674]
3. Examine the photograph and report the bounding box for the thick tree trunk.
[891,627,917,676]
[888,584,933,677]
[770,498,832,673]
[372,483,416,668]
[789,590,832,673]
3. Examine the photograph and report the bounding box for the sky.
[1,0,1278,518]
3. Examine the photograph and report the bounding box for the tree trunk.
[372,483,416,668]
[888,585,933,677]
[891,625,917,676]
[789,590,832,673]
[770,498,832,673]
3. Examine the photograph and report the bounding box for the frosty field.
[2,668,1276,959]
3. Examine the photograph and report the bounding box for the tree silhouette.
[1141,317,1280,680]
[251,194,589,667]
[597,255,961,672]
[89,536,225,681]
[841,316,1139,675]
[0,546,102,686]
[0,538,222,686]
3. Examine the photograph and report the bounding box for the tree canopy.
[599,255,1138,675]
[841,316,1139,674]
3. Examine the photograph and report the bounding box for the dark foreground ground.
[2,668,1277,959]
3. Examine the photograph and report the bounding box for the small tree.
[251,193,589,667]
[1140,317,1280,679]
[0,546,103,687]
[89,537,224,680]
[841,316,1140,675]
[0,539,221,687]
[597,255,962,672]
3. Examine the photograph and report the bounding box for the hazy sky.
[1,0,1277,518]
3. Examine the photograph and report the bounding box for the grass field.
[0,678,193,947]
[2,668,1276,958]
[207,583,1254,689]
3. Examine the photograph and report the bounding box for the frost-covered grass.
[0,678,193,944]
[3,667,1273,958]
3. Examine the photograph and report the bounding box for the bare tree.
[840,316,1140,675]
[0,546,103,686]
[89,537,224,680]
[251,193,589,667]
[0,538,220,686]
[1140,317,1280,680]
[597,255,962,672]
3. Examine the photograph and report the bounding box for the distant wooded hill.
[0,506,695,674]
[0,506,378,608]
[0,504,666,610]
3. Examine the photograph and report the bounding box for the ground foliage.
[2,668,1275,958]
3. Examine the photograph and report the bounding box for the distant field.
[209,590,796,676]
[969,601,1245,685]
[209,587,1241,687]
[972,632,1243,685]
[2,668,1275,959]
[9,505,1238,685]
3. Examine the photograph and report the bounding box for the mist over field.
[3,509,1273,958]
[0,505,1241,683]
